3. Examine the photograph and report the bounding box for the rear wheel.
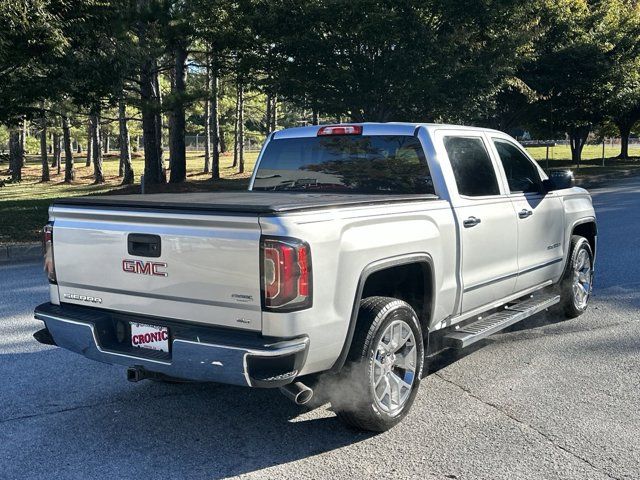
[333,296,424,432]
[560,236,594,318]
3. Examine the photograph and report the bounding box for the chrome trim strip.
[519,257,563,276]
[464,271,518,293]
[57,282,261,311]
[463,258,562,293]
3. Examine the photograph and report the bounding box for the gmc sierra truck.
[34,123,596,431]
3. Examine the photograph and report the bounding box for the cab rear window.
[252,135,434,194]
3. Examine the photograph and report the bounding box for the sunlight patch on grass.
[0,151,258,242]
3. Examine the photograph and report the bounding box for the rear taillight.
[317,125,362,136]
[42,223,56,284]
[261,237,312,311]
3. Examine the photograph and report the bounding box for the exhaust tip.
[280,381,314,405]
[296,388,313,405]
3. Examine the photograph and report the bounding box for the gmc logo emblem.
[122,259,168,277]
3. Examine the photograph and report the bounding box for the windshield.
[251,135,434,194]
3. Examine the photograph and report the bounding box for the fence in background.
[2,136,639,156]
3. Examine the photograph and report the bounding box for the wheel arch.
[329,253,435,373]
[571,218,597,258]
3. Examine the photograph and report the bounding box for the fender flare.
[561,217,597,275]
[329,253,435,373]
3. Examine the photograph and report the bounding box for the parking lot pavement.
[1,177,638,480]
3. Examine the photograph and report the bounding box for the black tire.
[559,235,594,318]
[333,296,424,432]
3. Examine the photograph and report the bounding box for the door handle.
[128,233,161,257]
[518,209,533,219]
[463,216,481,228]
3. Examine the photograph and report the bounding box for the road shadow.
[0,347,373,480]
[422,284,638,377]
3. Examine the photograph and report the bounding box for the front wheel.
[560,235,594,318]
[333,296,424,432]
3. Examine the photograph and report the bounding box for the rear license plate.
[130,322,169,352]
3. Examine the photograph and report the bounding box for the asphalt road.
[1,178,639,480]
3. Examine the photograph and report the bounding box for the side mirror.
[543,170,575,192]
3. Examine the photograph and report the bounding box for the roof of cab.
[271,122,504,139]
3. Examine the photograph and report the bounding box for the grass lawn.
[526,144,640,173]
[0,151,258,243]
[0,144,638,244]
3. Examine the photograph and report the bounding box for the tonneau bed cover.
[54,191,438,214]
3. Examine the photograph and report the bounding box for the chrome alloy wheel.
[371,319,417,416]
[573,248,592,309]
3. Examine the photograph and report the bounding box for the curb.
[0,242,41,265]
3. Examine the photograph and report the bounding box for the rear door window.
[252,135,434,194]
[444,136,500,197]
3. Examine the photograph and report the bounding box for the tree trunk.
[211,71,220,179]
[233,79,240,168]
[138,0,164,185]
[616,122,632,159]
[9,129,22,182]
[76,140,82,154]
[271,95,278,131]
[20,118,26,168]
[91,111,104,183]
[169,45,188,183]
[238,81,245,174]
[62,114,75,182]
[119,98,134,185]
[154,67,165,176]
[50,136,56,167]
[103,134,110,154]
[53,132,61,172]
[86,119,93,167]
[203,58,211,174]
[219,131,227,154]
[568,125,590,168]
[203,100,211,173]
[312,108,319,125]
[40,106,50,182]
[140,60,164,184]
[266,93,272,133]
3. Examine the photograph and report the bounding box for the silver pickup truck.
[34,123,596,431]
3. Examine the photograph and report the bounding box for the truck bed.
[54,191,438,214]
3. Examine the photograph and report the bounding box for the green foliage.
[0,0,68,122]
[249,0,540,122]
[519,0,640,135]
[0,0,639,191]
[603,2,640,135]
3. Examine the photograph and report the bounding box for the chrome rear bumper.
[34,303,309,387]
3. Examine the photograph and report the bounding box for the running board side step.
[444,293,560,349]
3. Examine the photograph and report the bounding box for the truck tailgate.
[50,205,262,331]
